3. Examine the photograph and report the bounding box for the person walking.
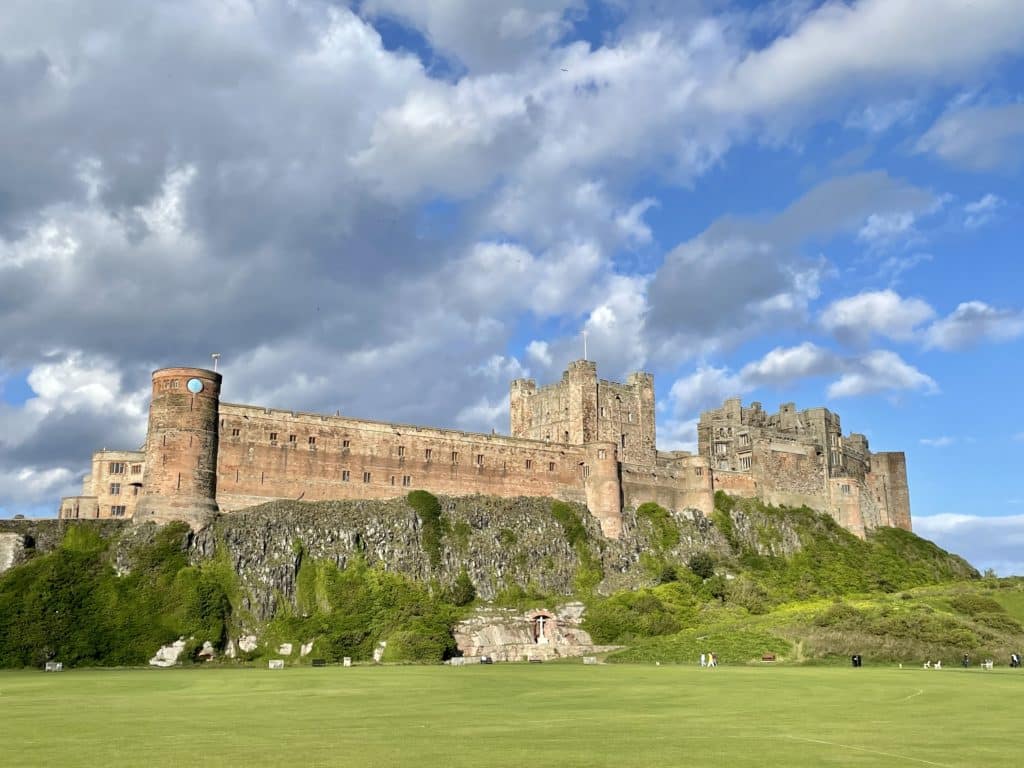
[700,653,706,668]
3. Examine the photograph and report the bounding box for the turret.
[135,367,221,528]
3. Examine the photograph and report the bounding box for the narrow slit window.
[363,472,371,483]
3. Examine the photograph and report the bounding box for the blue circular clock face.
[187,378,204,394]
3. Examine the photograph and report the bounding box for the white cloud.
[827,350,938,398]
[820,290,936,345]
[917,103,1024,170]
[738,343,838,387]
[857,211,918,247]
[913,514,1024,576]
[845,98,919,134]
[667,366,744,418]
[455,396,510,432]
[919,436,955,447]
[526,340,552,368]
[706,0,1024,116]
[925,301,1024,350]
[963,193,1004,229]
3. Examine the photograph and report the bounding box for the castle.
[58,361,911,538]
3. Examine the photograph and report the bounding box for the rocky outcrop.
[454,602,620,661]
[184,497,742,619]
[0,519,127,575]
[149,638,187,667]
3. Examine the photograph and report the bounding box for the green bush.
[407,490,445,569]
[584,590,681,643]
[950,594,1005,617]
[636,502,680,551]
[445,569,477,607]
[688,552,716,580]
[551,502,588,548]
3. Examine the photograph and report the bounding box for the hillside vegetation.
[0,491,1016,668]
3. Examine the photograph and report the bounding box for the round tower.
[135,367,221,528]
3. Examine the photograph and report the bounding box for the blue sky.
[0,0,1022,572]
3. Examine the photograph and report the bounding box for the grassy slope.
[600,496,1024,665]
[2,665,1022,768]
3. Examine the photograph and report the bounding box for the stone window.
[398,445,405,458]
[424,448,432,461]
[342,470,350,482]
[111,505,127,517]
[131,464,142,475]
[628,412,633,423]
[363,471,371,483]
[695,467,703,477]
[402,475,411,487]
[525,459,533,470]
[109,483,121,495]
[132,485,140,496]
[288,434,297,444]
[599,406,606,418]
[582,464,591,479]
[451,451,459,465]
[564,431,569,443]
[342,439,350,449]
[738,433,750,446]
[269,432,278,444]
[739,455,751,470]
[231,428,240,437]
[620,434,626,448]
[476,454,484,467]
[109,462,126,474]
[308,436,316,447]
[390,475,396,486]
[715,442,728,456]
[598,449,606,459]
[548,462,555,472]
[841,484,851,496]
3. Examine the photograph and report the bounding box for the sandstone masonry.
[59,361,911,538]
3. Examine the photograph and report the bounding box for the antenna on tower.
[211,353,221,373]
[582,330,588,361]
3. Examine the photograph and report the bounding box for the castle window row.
[223,427,563,470]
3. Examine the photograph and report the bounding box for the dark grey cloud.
[646,171,936,358]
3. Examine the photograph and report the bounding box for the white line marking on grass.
[782,736,954,767]
[900,688,924,702]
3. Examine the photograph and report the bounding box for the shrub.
[407,490,445,569]
[636,502,680,550]
[950,594,1005,617]
[445,569,476,607]
[584,590,681,643]
[688,552,716,580]
[551,502,588,548]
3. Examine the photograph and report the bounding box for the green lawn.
[2,664,1021,767]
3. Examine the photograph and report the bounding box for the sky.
[1,0,1022,573]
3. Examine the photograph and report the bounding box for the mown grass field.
[3,664,1021,767]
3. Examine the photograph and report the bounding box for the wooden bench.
[761,654,776,662]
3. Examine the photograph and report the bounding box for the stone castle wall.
[697,398,912,532]
[59,362,911,539]
[214,403,592,516]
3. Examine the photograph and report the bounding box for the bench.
[761,654,776,662]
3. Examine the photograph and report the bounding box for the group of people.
[699,652,718,668]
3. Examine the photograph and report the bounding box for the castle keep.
[60,361,912,538]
